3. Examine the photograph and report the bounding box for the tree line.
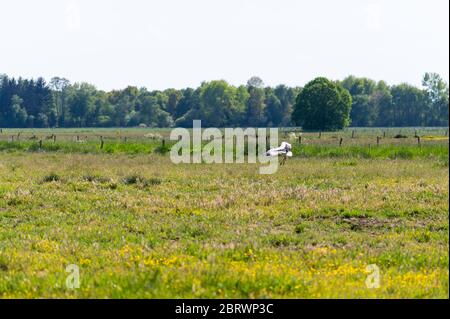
[0,73,448,129]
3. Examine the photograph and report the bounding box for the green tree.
[50,77,70,127]
[391,84,426,126]
[139,94,174,127]
[422,73,449,126]
[247,76,265,89]
[373,81,393,127]
[273,85,299,126]
[139,95,159,126]
[341,76,377,127]
[67,83,96,127]
[245,86,266,126]
[198,80,244,127]
[265,92,283,127]
[350,95,376,126]
[175,88,196,120]
[164,89,182,117]
[292,77,352,130]
[341,76,376,96]
[10,95,28,127]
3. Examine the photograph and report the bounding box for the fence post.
[417,136,421,146]
[339,138,343,147]
[319,132,322,139]
[39,139,42,150]
[53,135,56,143]
[383,131,386,138]
[298,136,302,145]
[377,136,381,146]
[352,130,355,138]
[100,136,104,149]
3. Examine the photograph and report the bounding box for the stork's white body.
[266,142,293,157]
[266,142,293,165]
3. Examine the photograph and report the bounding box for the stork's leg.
[280,154,286,166]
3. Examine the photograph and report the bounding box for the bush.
[83,175,111,183]
[42,173,61,183]
[122,175,162,187]
[122,174,143,185]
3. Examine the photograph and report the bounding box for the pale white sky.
[0,0,448,90]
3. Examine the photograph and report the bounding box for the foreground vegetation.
[0,128,448,298]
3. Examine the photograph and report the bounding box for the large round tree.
[292,77,352,130]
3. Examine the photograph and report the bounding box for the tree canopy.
[292,77,352,130]
[0,74,448,129]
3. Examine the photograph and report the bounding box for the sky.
[0,0,448,91]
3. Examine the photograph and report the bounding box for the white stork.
[266,142,293,166]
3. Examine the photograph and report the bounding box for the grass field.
[0,128,448,298]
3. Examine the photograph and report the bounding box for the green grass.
[0,128,448,298]
[295,144,448,161]
[0,141,447,163]
[0,141,158,154]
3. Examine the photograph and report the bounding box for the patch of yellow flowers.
[118,244,183,267]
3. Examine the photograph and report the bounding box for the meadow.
[0,127,448,298]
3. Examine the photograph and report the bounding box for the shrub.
[42,173,61,183]
[83,175,111,183]
[122,174,142,185]
[122,175,162,187]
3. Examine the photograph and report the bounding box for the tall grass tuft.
[42,173,61,183]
